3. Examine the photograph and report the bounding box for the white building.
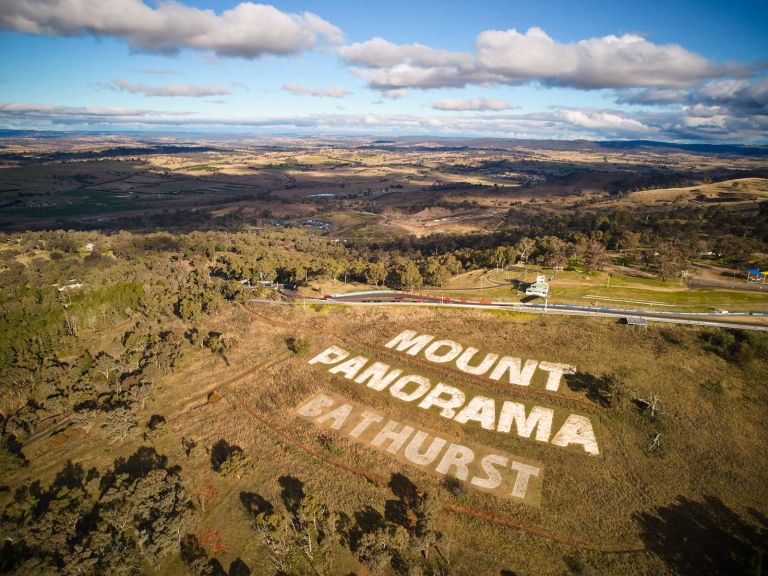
[525,274,549,297]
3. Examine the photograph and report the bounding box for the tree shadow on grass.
[278,475,305,516]
[100,446,173,494]
[210,439,243,472]
[348,505,385,551]
[384,473,419,531]
[239,491,274,520]
[228,558,251,576]
[51,460,85,491]
[634,495,767,576]
[389,473,419,508]
[564,372,613,407]
[180,533,226,576]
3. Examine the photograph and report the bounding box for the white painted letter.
[424,339,463,363]
[454,396,496,430]
[538,362,575,392]
[551,414,600,455]
[349,411,383,438]
[355,362,403,391]
[417,383,466,418]
[371,420,415,454]
[385,330,434,355]
[435,443,475,481]
[308,345,349,366]
[316,404,352,430]
[389,375,431,402]
[497,402,553,442]
[470,454,508,490]
[329,356,369,380]
[510,461,541,499]
[297,394,335,417]
[404,431,447,466]
[456,347,499,376]
[489,357,539,387]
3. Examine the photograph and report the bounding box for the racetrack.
[283,289,768,331]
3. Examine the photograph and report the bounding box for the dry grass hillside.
[5,302,766,575]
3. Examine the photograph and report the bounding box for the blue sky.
[0,0,766,141]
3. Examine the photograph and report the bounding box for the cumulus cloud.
[551,108,650,133]
[615,75,768,138]
[282,83,350,98]
[666,102,768,141]
[112,79,231,97]
[340,27,747,93]
[476,27,723,89]
[432,97,515,111]
[0,102,192,125]
[0,0,343,58]
[618,77,768,111]
[339,37,488,90]
[695,77,768,114]
[614,88,690,106]
[382,89,408,100]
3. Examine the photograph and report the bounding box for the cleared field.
[623,177,768,207]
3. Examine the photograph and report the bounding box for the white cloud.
[340,27,746,93]
[432,97,515,111]
[339,37,473,69]
[696,77,768,114]
[282,83,350,98]
[0,0,343,58]
[615,76,768,123]
[476,27,720,89]
[614,88,690,106]
[339,37,487,90]
[112,79,231,97]
[553,108,650,133]
[1,101,765,143]
[382,89,408,100]
[0,102,192,124]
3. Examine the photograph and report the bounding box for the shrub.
[219,451,251,477]
[286,336,310,355]
[317,433,344,457]
[701,329,768,366]
[701,379,722,393]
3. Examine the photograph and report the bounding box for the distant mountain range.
[1,129,766,157]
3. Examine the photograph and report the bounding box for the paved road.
[294,289,768,331]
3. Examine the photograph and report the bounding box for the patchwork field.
[2,135,767,236]
[1,134,767,575]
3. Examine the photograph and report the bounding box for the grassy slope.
[6,303,766,575]
[436,268,768,313]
